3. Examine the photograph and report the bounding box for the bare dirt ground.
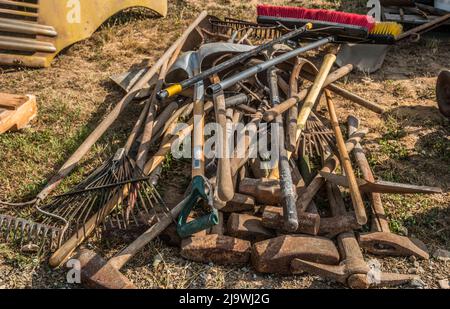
[0,0,449,289]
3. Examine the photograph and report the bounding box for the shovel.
[176,53,218,239]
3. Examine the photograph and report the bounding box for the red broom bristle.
[257,4,375,31]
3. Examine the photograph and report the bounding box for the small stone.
[407,268,418,274]
[410,278,425,288]
[398,226,408,236]
[438,279,449,289]
[413,261,420,268]
[433,249,450,261]
[0,285,6,289]
[152,254,163,269]
[20,243,39,254]
[409,255,417,263]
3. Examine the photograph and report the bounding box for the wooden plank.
[0,92,28,110]
[0,94,37,134]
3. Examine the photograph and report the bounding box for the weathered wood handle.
[37,11,209,202]
[295,54,336,143]
[325,91,367,225]
[212,76,235,202]
[48,11,209,267]
[348,115,389,232]
[263,63,350,122]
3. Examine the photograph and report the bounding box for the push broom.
[256,4,403,43]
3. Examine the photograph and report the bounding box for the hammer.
[347,116,430,260]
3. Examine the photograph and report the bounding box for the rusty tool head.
[72,248,136,289]
[251,234,340,274]
[358,232,429,260]
[437,69,450,117]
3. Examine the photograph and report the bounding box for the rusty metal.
[437,69,450,117]
[208,17,284,40]
[180,234,251,265]
[0,213,63,254]
[0,0,167,67]
[226,213,274,243]
[251,235,340,274]
[348,115,430,260]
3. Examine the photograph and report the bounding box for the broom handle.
[37,11,208,202]
[294,54,336,146]
[324,90,367,226]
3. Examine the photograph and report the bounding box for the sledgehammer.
[73,192,188,289]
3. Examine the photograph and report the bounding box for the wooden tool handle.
[296,128,368,212]
[192,83,205,177]
[49,112,201,268]
[136,61,170,169]
[212,76,235,202]
[295,54,336,143]
[325,91,367,225]
[263,64,352,122]
[109,197,186,270]
[47,12,209,267]
[348,116,389,232]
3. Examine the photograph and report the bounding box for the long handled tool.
[294,54,336,145]
[211,72,235,203]
[0,11,208,213]
[156,23,314,100]
[47,12,209,266]
[292,184,418,288]
[267,67,298,232]
[206,37,334,96]
[324,89,367,225]
[347,116,430,260]
[176,56,218,238]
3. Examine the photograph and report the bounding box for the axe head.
[72,248,136,289]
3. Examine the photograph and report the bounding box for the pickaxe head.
[358,232,430,260]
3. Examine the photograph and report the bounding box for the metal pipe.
[157,23,314,100]
[0,20,57,37]
[0,35,56,53]
[206,37,334,96]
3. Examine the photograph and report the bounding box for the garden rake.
[0,89,157,255]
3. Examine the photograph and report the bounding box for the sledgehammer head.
[72,248,136,289]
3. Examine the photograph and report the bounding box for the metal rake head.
[300,113,336,159]
[36,149,168,242]
[209,17,284,40]
[0,213,64,254]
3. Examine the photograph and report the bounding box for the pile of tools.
[0,7,445,289]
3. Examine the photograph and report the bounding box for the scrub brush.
[368,22,403,43]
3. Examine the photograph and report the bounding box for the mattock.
[292,182,419,288]
[347,116,430,260]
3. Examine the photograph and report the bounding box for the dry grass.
[0,0,449,289]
